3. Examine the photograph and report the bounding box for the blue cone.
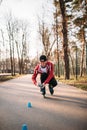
[22,124,28,130]
[27,102,32,108]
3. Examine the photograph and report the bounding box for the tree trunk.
[80,26,85,77]
[69,54,75,75]
[59,0,70,79]
[9,36,14,76]
[16,41,21,74]
[86,42,87,75]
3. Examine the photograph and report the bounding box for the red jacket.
[32,61,54,85]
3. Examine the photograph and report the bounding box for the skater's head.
[40,55,47,62]
[39,55,47,67]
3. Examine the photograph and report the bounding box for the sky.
[0,0,53,59]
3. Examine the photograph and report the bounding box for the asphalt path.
[0,74,87,130]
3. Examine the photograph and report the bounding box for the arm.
[32,65,39,85]
[44,62,54,84]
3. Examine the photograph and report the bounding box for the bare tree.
[6,18,14,75]
[15,20,30,74]
[38,16,56,59]
[0,29,6,72]
[5,11,30,75]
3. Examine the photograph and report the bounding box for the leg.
[48,77,57,95]
[38,84,46,97]
[49,77,57,88]
[48,84,54,95]
[41,86,46,96]
[40,73,48,96]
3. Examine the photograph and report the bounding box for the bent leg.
[48,84,54,95]
[41,86,46,95]
[40,73,48,95]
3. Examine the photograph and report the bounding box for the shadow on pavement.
[44,94,87,109]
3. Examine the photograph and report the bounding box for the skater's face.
[40,61,47,67]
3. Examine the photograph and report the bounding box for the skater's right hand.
[34,81,37,86]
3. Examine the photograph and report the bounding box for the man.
[32,55,57,97]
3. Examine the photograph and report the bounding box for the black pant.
[40,73,57,86]
[40,73,57,95]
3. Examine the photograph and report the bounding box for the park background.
[0,0,87,90]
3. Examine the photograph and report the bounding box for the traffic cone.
[27,102,32,108]
[22,124,28,130]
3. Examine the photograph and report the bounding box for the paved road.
[0,74,87,130]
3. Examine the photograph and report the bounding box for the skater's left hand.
[42,83,45,87]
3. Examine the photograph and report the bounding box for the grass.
[55,75,87,91]
[0,74,22,82]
